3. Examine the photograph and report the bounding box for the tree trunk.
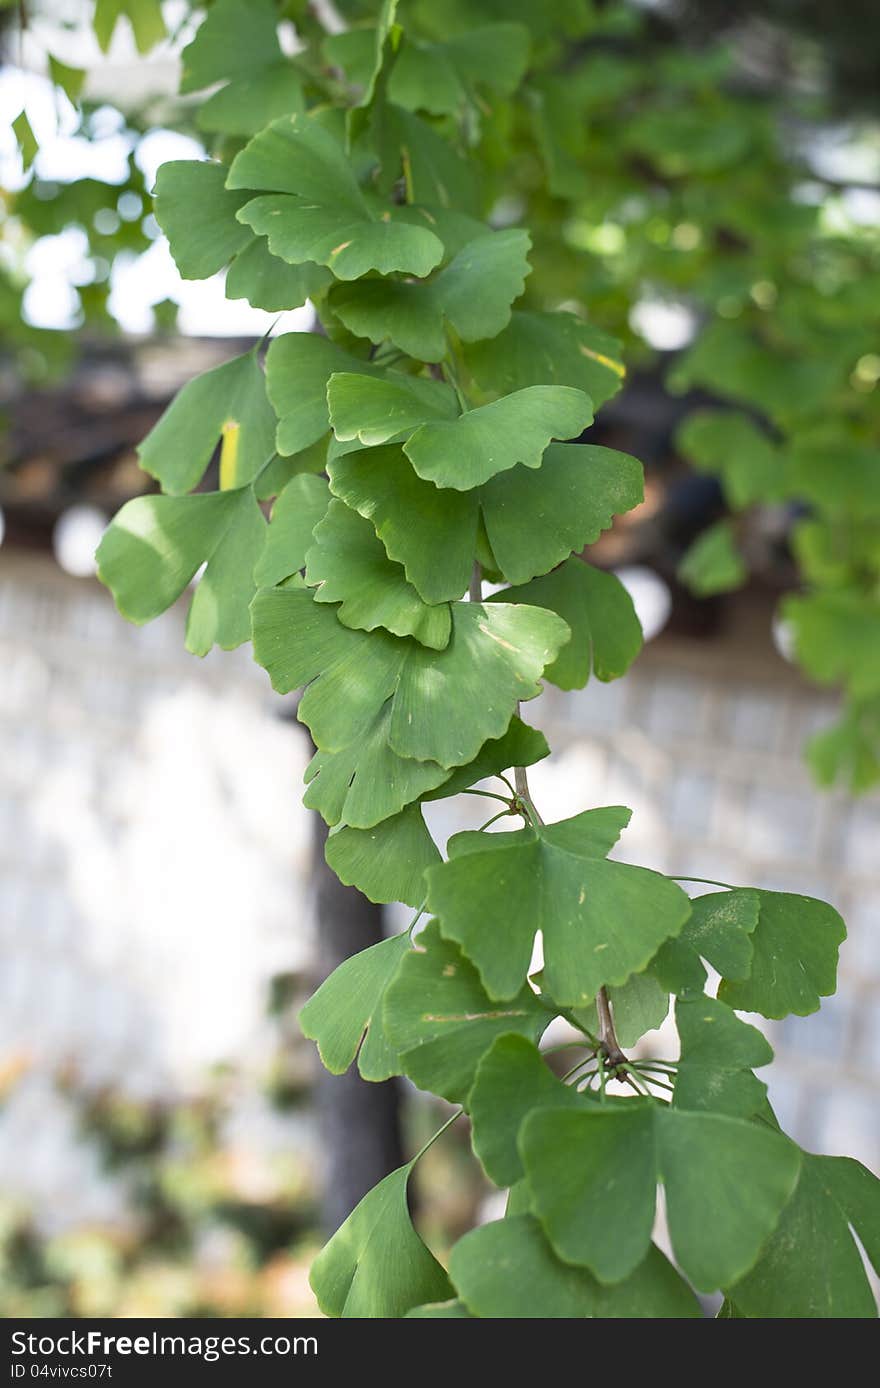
[311,813,405,1234]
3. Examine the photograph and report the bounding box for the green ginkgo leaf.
[384,922,548,1103]
[469,1036,584,1187]
[673,996,772,1118]
[181,0,302,134]
[253,474,331,588]
[226,240,331,311]
[138,348,276,495]
[310,1164,452,1317]
[326,372,458,446]
[718,890,846,1019]
[388,24,530,115]
[676,888,760,980]
[449,1216,701,1319]
[265,333,380,456]
[404,386,593,490]
[199,65,304,136]
[227,115,443,280]
[300,931,410,1078]
[180,0,280,93]
[303,705,449,829]
[325,805,441,909]
[521,1102,800,1291]
[678,520,748,598]
[153,162,252,280]
[782,590,880,701]
[328,229,532,362]
[251,586,569,766]
[305,499,451,648]
[328,442,642,602]
[489,557,642,689]
[426,807,691,1005]
[726,1154,880,1318]
[462,310,625,409]
[96,487,265,656]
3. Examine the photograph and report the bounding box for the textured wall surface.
[2,551,878,1233]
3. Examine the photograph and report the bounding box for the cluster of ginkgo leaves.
[90,0,879,1318]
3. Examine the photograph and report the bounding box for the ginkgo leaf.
[305,498,451,648]
[388,24,530,115]
[678,520,748,597]
[489,557,642,689]
[303,705,449,830]
[676,409,781,510]
[310,1164,452,1317]
[449,1216,701,1319]
[265,333,380,456]
[226,240,331,312]
[325,805,441,909]
[673,996,772,1118]
[726,1154,880,1318]
[180,0,280,94]
[328,442,642,603]
[138,348,276,495]
[426,808,691,1004]
[781,590,880,701]
[521,1102,800,1291]
[469,1036,583,1187]
[96,487,265,656]
[718,890,846,1019]
[572,970,670,1048]
[384,922,548,1103]
[326,372,458,446]
[227,114,443,280]
[253,474,331,588]
[403,386,593,490]
[198,65,304,136]
[381,104,480,215]
[300,931,410,1077]
[328,229,532,362]
[676,888,760,980]
[462,310,625,410]
[251,586,569,766]
[153,161,252,280]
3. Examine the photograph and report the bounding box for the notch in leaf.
[300,931,410,1082]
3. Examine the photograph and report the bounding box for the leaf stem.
[476,808,513,833]
[671,875,736,890]
[461,787,512,805]
[412,1107,463,1165]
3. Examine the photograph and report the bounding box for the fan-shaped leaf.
[462,310,625,409]
[228,115,443,280]
[251,586,569,766]
[718,890,846,1019]
[310,1164,452,1317]
[254,474,331,588]
[674,996,772,1118]
[427,808,690,1004]
[328,442,642,603]
[329,229,531,362]
[97,487,265,656]
[325,806,441,909]
[727,1155,880,1318]
[490,556,642,689]
[522,1103,800,1291]
[300,931,410,1078]
[450,1216,701,1318]
[138,349,276,495]
[404,386,593,490]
